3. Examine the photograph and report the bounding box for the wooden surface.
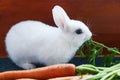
[0,0,120,57]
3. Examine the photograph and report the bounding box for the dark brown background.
[0,0,120,57]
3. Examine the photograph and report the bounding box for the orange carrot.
[48,75,93,80]
[0,64,75,80]
[48,76,81,80]
[16,78,37,80]
[17,76,81,80]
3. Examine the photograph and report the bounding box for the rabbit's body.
[6,21,77,67]
[5,5,92,69]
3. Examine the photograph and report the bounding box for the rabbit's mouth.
[84,33,92,42]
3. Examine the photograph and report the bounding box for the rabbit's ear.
[52,5,70,31]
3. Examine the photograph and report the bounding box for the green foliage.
[76,63,120,80]
[77,39,120,67]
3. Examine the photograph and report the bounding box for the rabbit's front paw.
[19,63,36,69]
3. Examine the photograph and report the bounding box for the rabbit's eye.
[75,29,83,34]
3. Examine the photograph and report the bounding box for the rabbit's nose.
[85,32,92,41]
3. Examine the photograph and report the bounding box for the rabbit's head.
[52,5,92,47]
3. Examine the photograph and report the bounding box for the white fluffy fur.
[5,5,92,69]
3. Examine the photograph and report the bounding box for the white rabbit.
[5,5,92,69]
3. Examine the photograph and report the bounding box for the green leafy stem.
[76,63,120,80]
[92,40,120,54]
[77,39,120,66]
